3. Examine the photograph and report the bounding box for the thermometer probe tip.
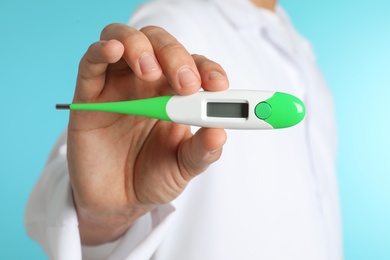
[56,104,71,110]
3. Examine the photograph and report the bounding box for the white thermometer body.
[166,90,275,129]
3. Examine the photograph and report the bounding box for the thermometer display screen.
[207,102,249,118]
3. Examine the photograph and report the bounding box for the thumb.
[178,128,227,181]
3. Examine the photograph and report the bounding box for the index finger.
[75,39,124,103]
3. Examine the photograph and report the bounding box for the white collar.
[213,0,303,57]
[213,0,287,30]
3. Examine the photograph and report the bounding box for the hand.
[66,24,228,245]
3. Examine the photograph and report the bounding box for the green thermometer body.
[56,90,305,129]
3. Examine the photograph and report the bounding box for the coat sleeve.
[24,130,82,260]
[24,130,176,260]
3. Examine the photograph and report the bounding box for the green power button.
[255,102,272,120]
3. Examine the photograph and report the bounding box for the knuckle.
[100,23,121,39]
[193,54,221,68]
[121,31,147,49]
[140,25,165,34]
[101,23,143,44]
[158,41,185,56]
[140,26,184,55]
[192,54,206,60]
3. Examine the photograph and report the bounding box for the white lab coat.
[25,0,343,259]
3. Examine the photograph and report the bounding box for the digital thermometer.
[56,90,305,129]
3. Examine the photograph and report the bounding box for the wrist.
[75,200,154,245]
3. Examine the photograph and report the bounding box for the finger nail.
[178,67,200,89]
[139,53,160,75]
[208,71,225,80]
[210,148,222,154]
[204,148,222,160]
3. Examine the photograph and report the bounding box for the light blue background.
[0,0,389,259]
